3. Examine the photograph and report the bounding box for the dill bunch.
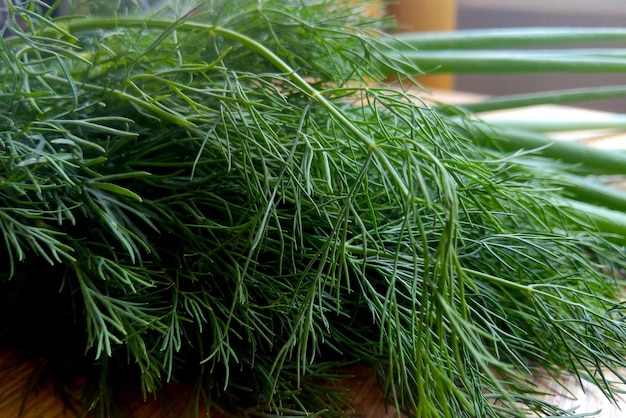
[2,1,626,417]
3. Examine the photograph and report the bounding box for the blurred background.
[457,0,626,112]
[388,0,626,111]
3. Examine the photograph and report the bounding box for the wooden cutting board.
[1,348,624,417]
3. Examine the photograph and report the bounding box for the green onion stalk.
[2,1,626,417]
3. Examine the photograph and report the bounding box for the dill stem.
[59,17,413,196]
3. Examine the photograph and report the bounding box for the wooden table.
[2,91,625,418]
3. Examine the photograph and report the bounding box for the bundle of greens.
[3,0,626,417]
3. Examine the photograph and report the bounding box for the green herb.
[2,1,626,417]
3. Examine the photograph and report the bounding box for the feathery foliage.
[2,1,626,417]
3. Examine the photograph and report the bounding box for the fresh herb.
[2,1,626,417]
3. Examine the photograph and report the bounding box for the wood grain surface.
[1,347,625,417]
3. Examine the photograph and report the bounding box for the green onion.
[391,27,626,49]
[445,85,626,114]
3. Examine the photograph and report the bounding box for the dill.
[2,1,626,417]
